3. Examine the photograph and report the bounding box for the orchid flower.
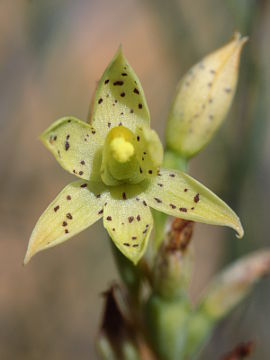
[24,49,243,265]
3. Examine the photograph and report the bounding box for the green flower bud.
[166,32,248,159]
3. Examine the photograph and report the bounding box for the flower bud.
[153,219,194,299]
[166,32,248,159]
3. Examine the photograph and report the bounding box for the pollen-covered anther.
[110,136,135,163]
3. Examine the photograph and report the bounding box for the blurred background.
[0,0,269,359]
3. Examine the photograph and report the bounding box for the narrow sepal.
[144,168,243,238]
[90,47,150,134]
[24,181,108,264]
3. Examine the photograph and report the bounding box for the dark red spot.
[194,193,200,203]
[180,207,187,212]
[98,209,103,215]
[80,160,85,165]
[79,171,83,176]
[67,195,71,200]
[136,215,141,221]
[113,81,124,86]
[62,221,68,227]
[54,205,59,212]
[106,216,112,221]
[170,204,176,209]
[66,213,72,220]
[154,198,162,203]
[128,216,134,223]
[65,141,70,151]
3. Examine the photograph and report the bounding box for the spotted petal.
[41,117,103,181]
[144,169,243,238]
[24,181,108,264]
[90,48,150,134]
[103,185,153,264]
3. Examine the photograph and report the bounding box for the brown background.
[1,0,270,359]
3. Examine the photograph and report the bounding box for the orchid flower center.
[110,136,135,163]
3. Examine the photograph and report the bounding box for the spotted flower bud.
[24,48,243,266]
[166,32,248,158]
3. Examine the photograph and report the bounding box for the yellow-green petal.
[89,48,150,135]
[41,117,103,181]
[24,181,109,264]
[136,125,164,179]
[103,186,153,265]
[144,169,243,238]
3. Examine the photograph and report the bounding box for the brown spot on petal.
[180,207,187,212]
[62,221,68,227]
[66,195,71,200]
[122,192,127,200]
[106,216,112,221]
[134,88,139,95]
[54,205,59,212]
[113,81,124,86]
[80,183,87,188]
[194,193,200,203]
[66,213,72,220]
[128,216,134,223]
